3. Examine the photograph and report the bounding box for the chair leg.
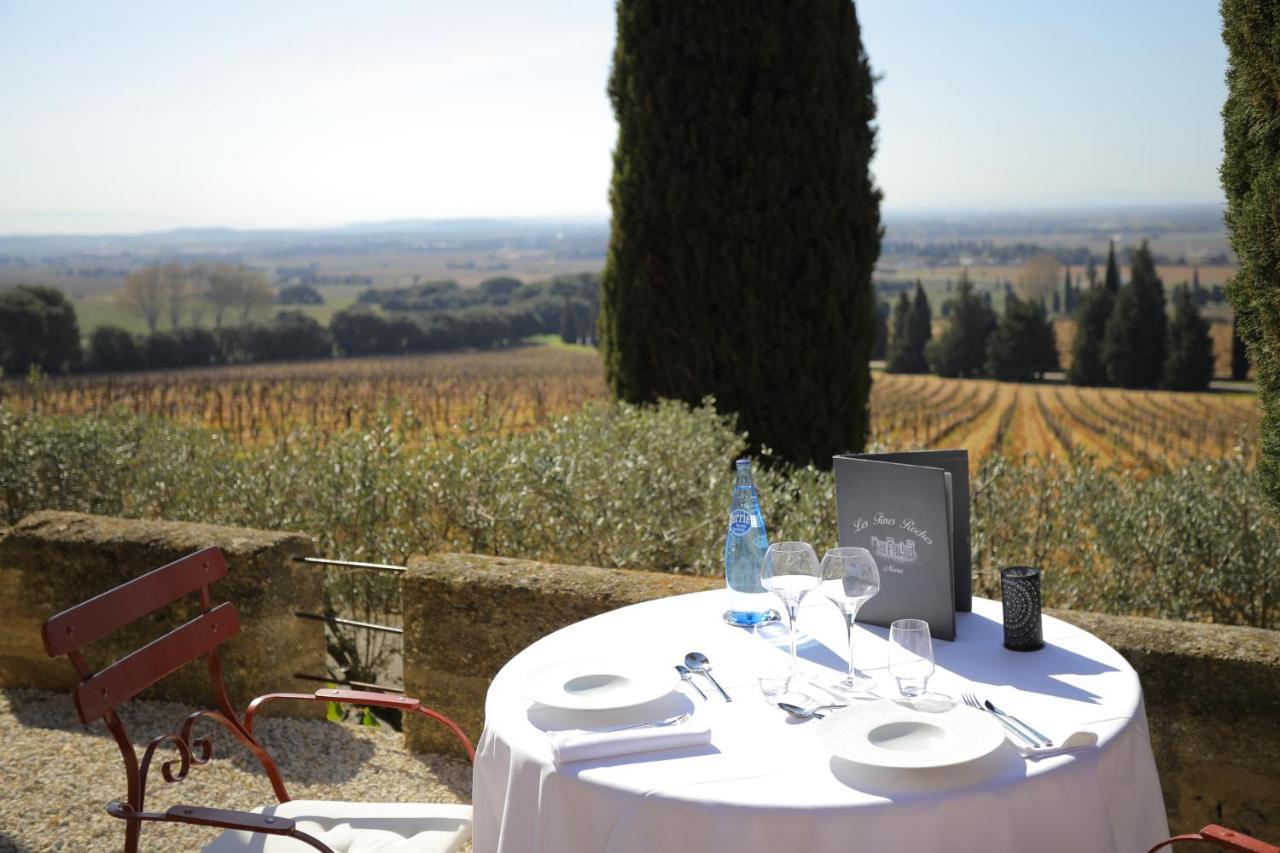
[124,815,140,853]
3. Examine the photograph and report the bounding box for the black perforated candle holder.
[1001,566,1044,651]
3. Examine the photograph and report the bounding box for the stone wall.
[1052,609,1280,840]
[402,552,1280,840]
[0,511,324,715]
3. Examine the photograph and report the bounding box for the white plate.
[523,657,679,711]
[817,699,1006,769]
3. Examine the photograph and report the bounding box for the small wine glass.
[887,618,935,698]
[819,547,880,693]
[760,542,823,678]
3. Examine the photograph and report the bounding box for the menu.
[849,449,971,612]
[833,455,957,641]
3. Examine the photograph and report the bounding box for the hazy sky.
[0,1,1228,235]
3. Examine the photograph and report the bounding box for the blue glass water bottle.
[723,458,779,626]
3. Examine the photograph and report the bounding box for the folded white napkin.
[549,721,712,764]
[1016,729,1098,759]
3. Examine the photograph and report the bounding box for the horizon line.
[0,201,1229,241]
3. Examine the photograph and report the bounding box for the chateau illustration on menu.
[833,454,958,641]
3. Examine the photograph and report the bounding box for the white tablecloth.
[472,590,1168,853]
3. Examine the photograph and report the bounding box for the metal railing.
[292,556,407,693]
[292,556,407,574]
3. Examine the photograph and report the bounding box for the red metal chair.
[1148,825,1279,853]
[41,546,474,853]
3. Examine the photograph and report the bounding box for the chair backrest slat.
[42,547,227,658]
[73,602,240,724]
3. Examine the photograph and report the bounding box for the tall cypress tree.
[1162,284,1215,392]
[1102,242,1166,389]
[1068,286,1114,386]
[885,292,913,373]
[1220,0,1280,511]
[906,282,933,372]
[600,0,881,467]
[1103,241,1121,294]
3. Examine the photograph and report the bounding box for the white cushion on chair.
[200,800,472,853]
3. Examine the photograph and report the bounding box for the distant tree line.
[882,241,1224,391]
[883,239,1233,268]
[343,272,599,354]
[1068,241,1222,391]
[0,271,601,377]
[884,274,1057,382]
[86,311,333,371]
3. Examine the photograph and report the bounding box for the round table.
[472,590,1169,853]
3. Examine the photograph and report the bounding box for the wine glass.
[887,618,935,698]
[760,542,823,679]
[819,547,880,693]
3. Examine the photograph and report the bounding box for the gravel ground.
[0,689,473,852]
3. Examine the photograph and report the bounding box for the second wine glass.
[819,546,880,693]
[760,541,823,679]
[887,618,935,699]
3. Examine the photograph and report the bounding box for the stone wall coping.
[1049,607,1279,668]
[404,552,720,604]
[6,510,313,554]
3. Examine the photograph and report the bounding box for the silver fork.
[961,692,1041,748]
[592,711,692,734]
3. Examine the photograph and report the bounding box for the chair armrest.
[245,689,476,761]
[315,687,420,710]
[107,801,335,853]
[1148,825,1280,853]
[164,804,296,833]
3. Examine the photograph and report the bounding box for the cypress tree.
[1068,287,1114,387]
[1086,255,1099,289]
[600,0,881,467]
[927,273,998,378]
[1162,284,1214,392]
[906,281,933,372]
[1033,299,1061,378]
[1102,242,1166,389]
[1191,267,1206,306]
[986,293,1060,382]
[1231,312,1250,381]
[1104,240,1121,294]
[885,292,913,373]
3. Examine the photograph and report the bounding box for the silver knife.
[985,699,1052,747]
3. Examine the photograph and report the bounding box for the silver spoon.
[777,701,846,720]
[683,652,732,702]
[674,664,708,700]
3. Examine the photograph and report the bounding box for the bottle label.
[729,509,752,536]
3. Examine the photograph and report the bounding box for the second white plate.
[523,657,678,711]
[817,698,1006,769]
